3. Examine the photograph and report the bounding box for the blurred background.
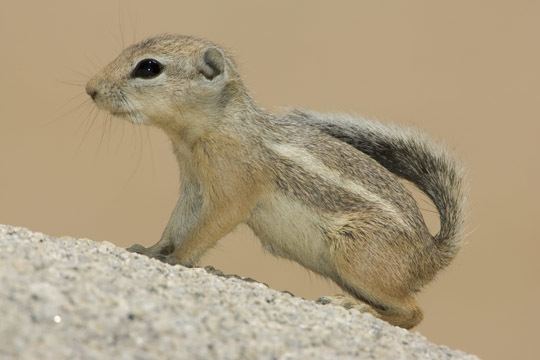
[1,1,538,358]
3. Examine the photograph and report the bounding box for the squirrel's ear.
[198,47,225,80]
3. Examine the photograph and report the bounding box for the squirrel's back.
[287,109,467,269]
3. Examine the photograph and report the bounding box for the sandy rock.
[0,224,477,359]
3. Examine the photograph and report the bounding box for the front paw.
[126,243,149,254]
[126,243,181,266]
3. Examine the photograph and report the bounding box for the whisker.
[116,120,126,154]
[57,80,86,87]
[108,27,123,51]
[83,53,100,72]
[124,124,144,186]
[57,91,87,110]
[106,113,114,152]
[144,126,156,177]
[74,103,94,136]
[118,0,125,49]
[127,2,139,44]
[47,96,90,125]
[75,106,100,156]
[97,113,109,154]
[66,67,91,80]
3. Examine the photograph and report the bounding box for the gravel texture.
[0,224,477,360]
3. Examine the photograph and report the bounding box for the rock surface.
[0,224,477,359]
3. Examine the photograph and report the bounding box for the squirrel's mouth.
[90,99,131,118]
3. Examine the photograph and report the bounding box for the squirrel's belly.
[246,193,336,276]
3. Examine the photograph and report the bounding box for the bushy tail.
[294,110,467,266]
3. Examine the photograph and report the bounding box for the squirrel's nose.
[85,83,98,100]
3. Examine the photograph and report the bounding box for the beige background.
[1,1,538,358]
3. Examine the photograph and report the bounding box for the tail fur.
[292,110,467,266]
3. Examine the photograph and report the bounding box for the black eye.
[131,58,163,79]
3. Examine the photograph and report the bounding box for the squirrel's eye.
[131,58,163,79]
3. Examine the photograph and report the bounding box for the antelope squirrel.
[86,34,466,329]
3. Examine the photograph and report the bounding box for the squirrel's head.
[86,34,242,128]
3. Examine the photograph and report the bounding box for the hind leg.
[317,291,422,329]
[320,246,423,329]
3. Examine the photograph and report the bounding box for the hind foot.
[316,293,422,329]
[316,294,378,316]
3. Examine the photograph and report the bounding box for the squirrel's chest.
[246,193,335,276]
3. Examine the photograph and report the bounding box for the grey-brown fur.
[86,34,467,329]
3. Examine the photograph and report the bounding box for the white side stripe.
[269,142,408,227]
